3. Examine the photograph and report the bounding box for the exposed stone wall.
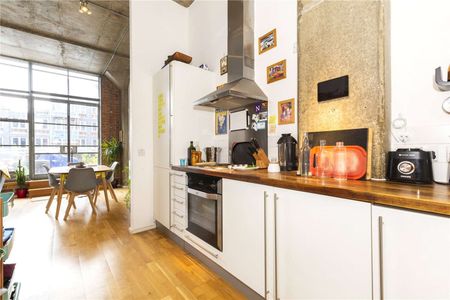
[298,0,388,178]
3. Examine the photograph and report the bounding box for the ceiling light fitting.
[79,0,92,15]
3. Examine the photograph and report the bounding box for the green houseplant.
[101,137,122,165]
[15,160,28,198]
[102,137,122,187]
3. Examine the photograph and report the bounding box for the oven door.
[186,188,222,251]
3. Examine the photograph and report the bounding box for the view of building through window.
[0,56,100,178]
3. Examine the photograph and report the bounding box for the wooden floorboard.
[6,189,246,300]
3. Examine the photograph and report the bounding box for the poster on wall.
[258,29,277,54]
[157,93,166,137]
[268,115,277,135]
[267,59,287,84]
[215,110,228,135]
[278,98,295,125]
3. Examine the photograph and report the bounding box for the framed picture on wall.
[215,110,228,135]
[220,55,228,75]
[258,29,277,54]
[278,98,295,125]
[267,59,287,84]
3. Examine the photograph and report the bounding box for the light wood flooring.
[6,189,245,300]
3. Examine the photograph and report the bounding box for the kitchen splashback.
[297,0,388,179]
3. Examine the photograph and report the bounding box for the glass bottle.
[333,141,347,181]
[187,141,195,166]
[299,133,311,176]
[317,140,329,178]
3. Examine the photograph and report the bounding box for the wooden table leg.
[55,174,65,220]
[101,172,110,211]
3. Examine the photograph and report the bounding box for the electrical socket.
[398,134,409,143]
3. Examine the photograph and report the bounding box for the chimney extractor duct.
[193,0,267,110]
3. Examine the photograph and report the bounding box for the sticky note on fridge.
[230,109,248,131]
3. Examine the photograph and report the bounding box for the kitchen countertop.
[172,166,450,216]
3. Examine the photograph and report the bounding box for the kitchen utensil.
[277,133,298,171]
[309,145,367,180]
[387,148,435,184]
[180,159,187,166]
[205,146,221,163]
[251,138,270,168]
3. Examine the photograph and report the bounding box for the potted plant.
[15,160,28,198]
[101,137,122,186]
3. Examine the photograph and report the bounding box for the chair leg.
[101,177,110,211]
[87,192,97,215]
[45,188,56,213]
[107,182,119,203]
[64,193,75,221]
[94,186,99,204]
[72,197,77,209]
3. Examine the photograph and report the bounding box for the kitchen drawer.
[170,223,185,239]
[171,183,186,199]
[172,209,186,226]
[172,196,186,212]
[170,171,186,185]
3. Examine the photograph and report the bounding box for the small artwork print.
[215,110,228,135]
[278,98,295,125]
[267,59,287,84]
[220,56,228,75]
[258,29,277,54]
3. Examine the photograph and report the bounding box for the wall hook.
[434,66,450,91]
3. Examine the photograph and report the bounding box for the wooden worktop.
[172,166,450,216]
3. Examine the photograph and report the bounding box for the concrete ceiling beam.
[0,20,130,59]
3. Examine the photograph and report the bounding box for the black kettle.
[277,133,298,171]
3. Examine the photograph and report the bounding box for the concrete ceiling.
[0,0,130,90]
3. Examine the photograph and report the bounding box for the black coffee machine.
[278,133,298,171]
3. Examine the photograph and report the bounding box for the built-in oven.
[186,173,222,251]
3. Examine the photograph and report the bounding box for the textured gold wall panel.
[298,0,388,178]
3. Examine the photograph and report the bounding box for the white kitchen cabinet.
[372,205,450,300]
[272,188,373,300]
[153,167,170,228]
[221,179,266,297]
[170,171,187,238]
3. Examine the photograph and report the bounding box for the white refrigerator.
[153,61,217,228]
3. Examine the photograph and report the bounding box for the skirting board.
[155,221,264,300]
[129,223,156,234]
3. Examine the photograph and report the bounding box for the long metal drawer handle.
[264,191,269,299]
[172,198,185,205]
[170,224,184,232]
[185,235,219,258]
[172,211,184,218]
[170,172,184,177]
[172,185,184,191]
[378,216,384,300]
[274,193,279,300]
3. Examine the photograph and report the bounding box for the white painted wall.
[254,0,298,160]
[188,0,229,163]
[129,0,189,232]
[389,0,450,161]
[188,0,298,161]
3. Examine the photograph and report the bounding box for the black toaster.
[387,149,435,184]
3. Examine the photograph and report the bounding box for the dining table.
[48,165,117,219]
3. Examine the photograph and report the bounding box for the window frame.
[0,56,101,179]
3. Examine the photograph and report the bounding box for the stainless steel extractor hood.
[193,0,267,110]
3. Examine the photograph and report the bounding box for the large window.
[0,56,100,178]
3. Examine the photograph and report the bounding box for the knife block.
[253,149,270,169]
